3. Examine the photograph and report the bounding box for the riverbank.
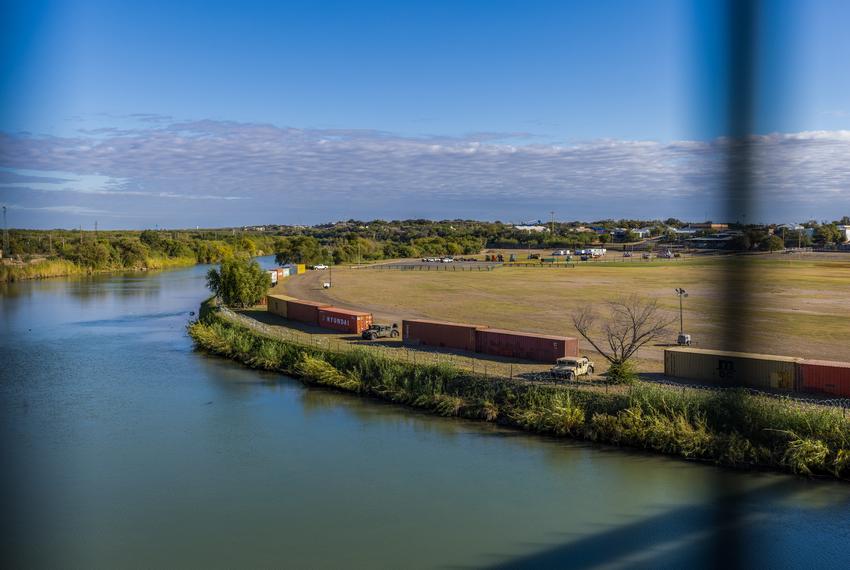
[190,298,850,480]
[0,255,197,283]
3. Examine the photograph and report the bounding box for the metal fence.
[216,305,850,410]
[367,263,499,271]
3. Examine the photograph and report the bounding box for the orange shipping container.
[319,307,373,334]
[799,359,850,398]
[475,328,579,363]
[285,299,330,325]
[267,294,295,318]
[402,319,484,352]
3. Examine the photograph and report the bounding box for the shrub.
[782,437,829,475]
[606,360,638,384]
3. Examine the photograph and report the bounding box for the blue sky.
[1,0,849,228]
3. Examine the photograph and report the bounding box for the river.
[2,260,849,569]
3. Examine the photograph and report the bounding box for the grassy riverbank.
[0,255,197,282]
[189,300,850,479]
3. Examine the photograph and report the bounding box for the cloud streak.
[1,120,849,227]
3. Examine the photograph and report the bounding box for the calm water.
[2,260,849,569]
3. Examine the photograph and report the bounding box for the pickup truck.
[550,356,595,380]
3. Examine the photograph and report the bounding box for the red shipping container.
[402,319,484,352]
[475,328,579,363]
[319,307,373,334]
[285,299,330,326]
[799,359,850,398]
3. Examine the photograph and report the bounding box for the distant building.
[672,227,699,236]
[613,227,650,240]
[690,222,729,230]
[838,225,850,242]
[686,235,734,249]
[514,225,548,232]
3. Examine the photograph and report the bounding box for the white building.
[514,225,548,232]
[838,225,850,242]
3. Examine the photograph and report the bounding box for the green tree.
[598,233,611,244]
[814,224,840,245]
[115,238,150,267]
[274,236,325,265]
[759,235,784,252]
[206,257,271,308]
[76,241,113,269]
[140,229,164,250]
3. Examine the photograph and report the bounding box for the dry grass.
[281,254,850,367]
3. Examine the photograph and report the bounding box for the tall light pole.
[675,288,690,345]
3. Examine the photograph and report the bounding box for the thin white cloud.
[1,120,849,224]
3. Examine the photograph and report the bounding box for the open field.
[276,254,850,369]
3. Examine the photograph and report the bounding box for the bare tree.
[572,295,675,366]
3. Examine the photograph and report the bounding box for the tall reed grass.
[0,259,83,282]
[189,300,850,480]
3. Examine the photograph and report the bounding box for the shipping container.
[280,266,291,278]
[402,319,484,352]
[475,328,579,363]
[799,359,850,398]
[318,307,374,334]
[267,270,278,285]
[296,263,307,274]
[267,294,295,318]
[664,348,800,391]
[285,299,329,325]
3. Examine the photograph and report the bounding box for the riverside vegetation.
[190,299,850,480]
[0,228,278,282]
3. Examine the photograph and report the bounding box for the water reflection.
[3,263,850,569]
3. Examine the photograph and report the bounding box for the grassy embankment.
[0,255,197,282]
[306,256,850,363]
[190,298,850,479]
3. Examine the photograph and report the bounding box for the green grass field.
[281,254,850,367]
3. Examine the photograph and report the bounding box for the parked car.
[550,356,595,380]
[623,251,632,257]
[312,264,328,270]
[361,323,400,340]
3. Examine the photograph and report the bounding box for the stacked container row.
[267,294,296,318]
[799,359,850,398]
[286,299,330,326]
[664,348,800,391]
[402,319,483,352]
[319,307,373,334]
[475,329,578,362]
[402,319,579,363]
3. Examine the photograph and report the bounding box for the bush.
[606,360,638,384]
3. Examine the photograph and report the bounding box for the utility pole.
[550,211,555,235]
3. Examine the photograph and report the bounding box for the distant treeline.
[4,216,849,280]
[1,228,278,281]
